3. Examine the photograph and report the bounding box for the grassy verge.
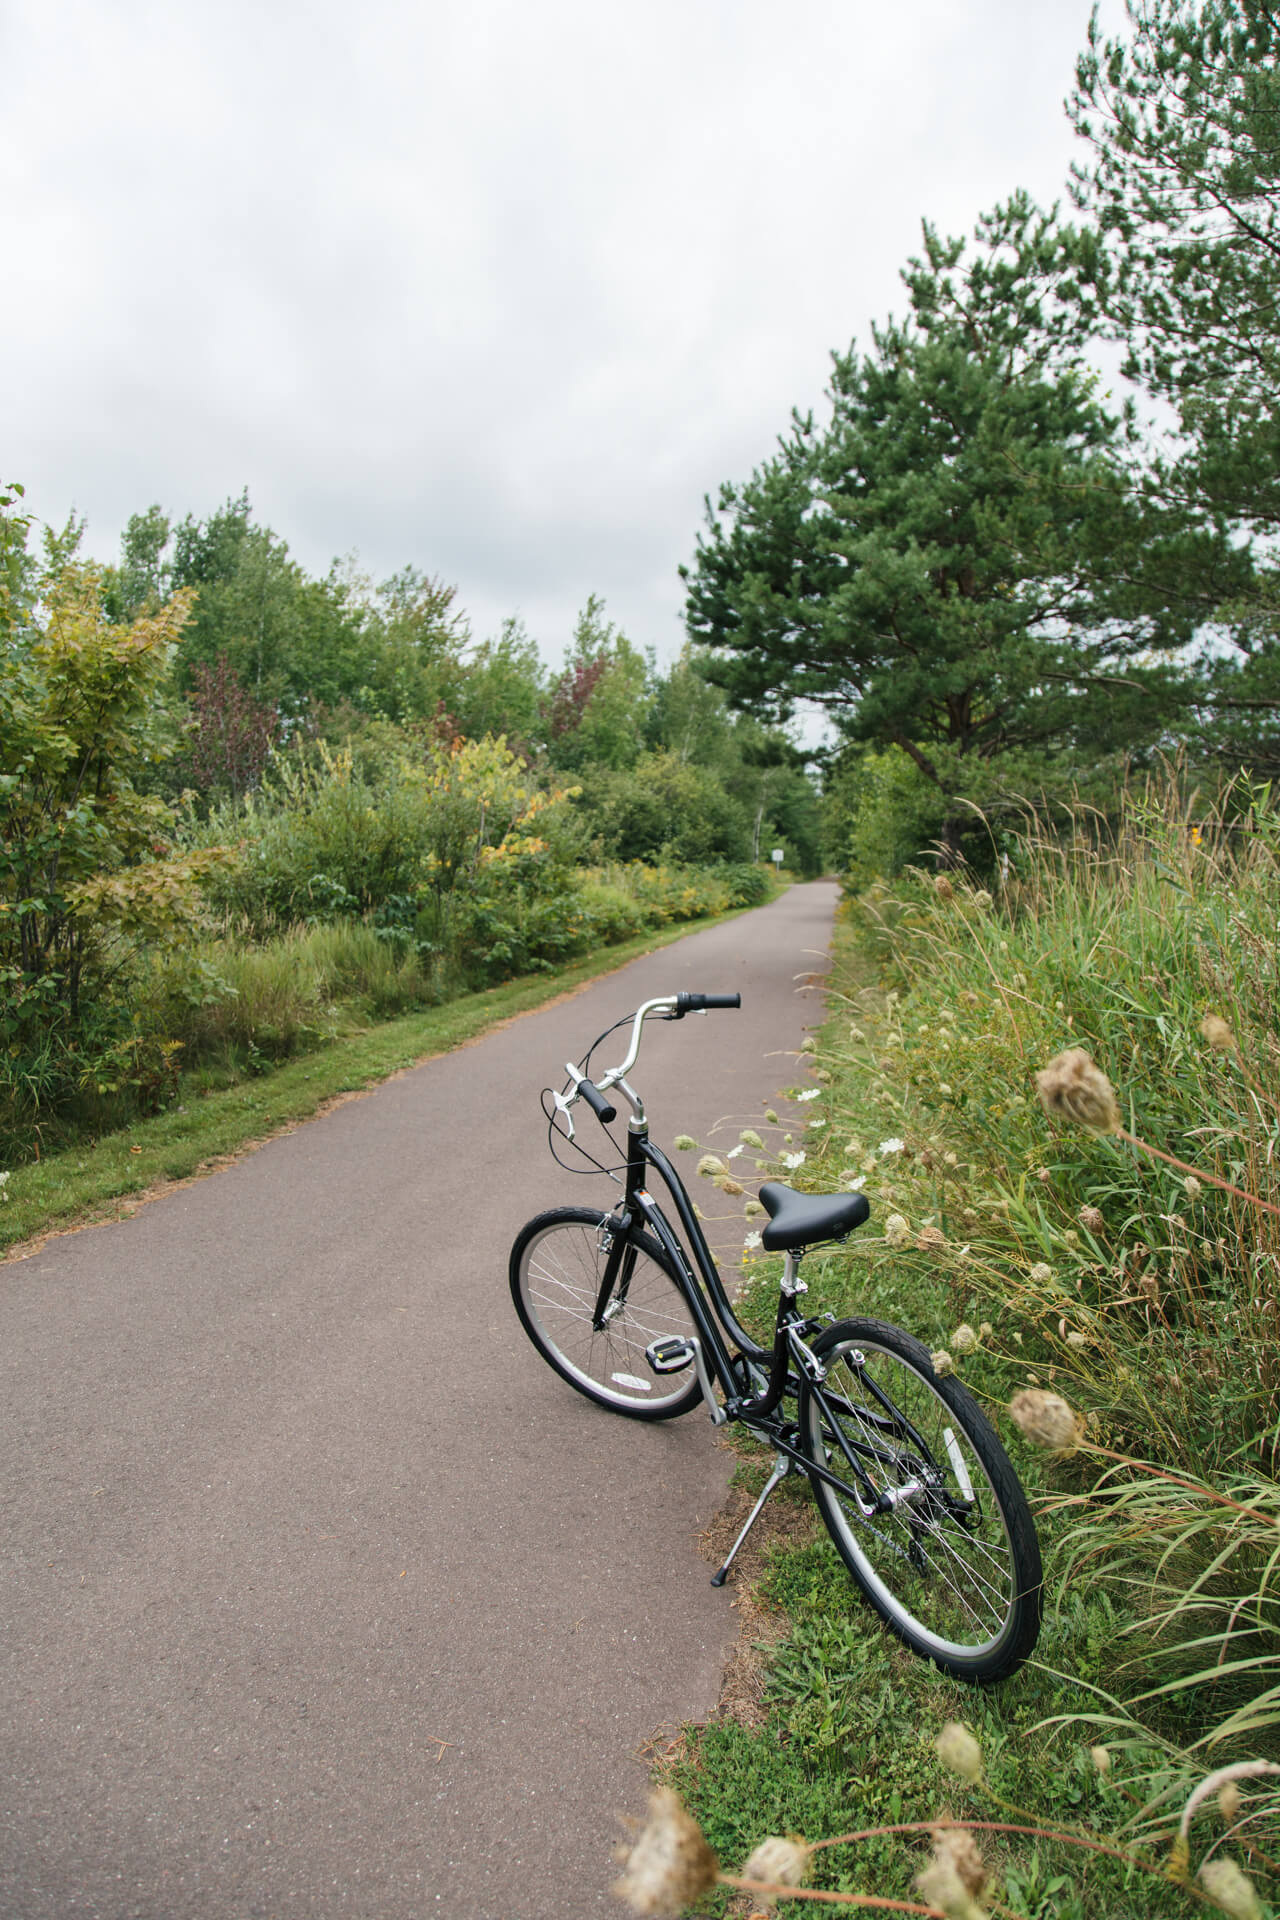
[636,791,1280,1919]
[0,900,764,1258]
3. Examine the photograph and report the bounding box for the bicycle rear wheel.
[510,1207,703,1419]
[798,1317,1041,1682]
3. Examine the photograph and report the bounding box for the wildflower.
[1035,1048,1121,1134]
[884,1213,911,1249]
[1198,1858,1262,1919]
[672,1135,698,1152]
[944,1150,958,1166]
[936,1722,984,1783]
[740,1835,810,1905]
[848,1024,866,1042]
[879,1136,906,1156]
[1219,1781,1242,1823]
[808,1118,826,1130]
[932,1350,955,1376]
[1009,1388,1082,1453]
[1200,1013,1236,1053]
[1090,1746,1112,1775]
[1063,1229,1079,1246]
[696,1154,728,1180]
[1078,1204,1104,1232]
[799,1037,817,1054]
[979,1322,992,1340]
[795,1088,821,1103]
[764,1108,779,1124]
[725,1144,744,1159]
[1029,1262,1054,1285]
[973,889,993,909]
[917,1225,947,1251]
[951,1322,978,1355]
[780,1150,805,1170]
[917,1827,989,1918]
[613,1788,719,1915]
[935,874,955,902]
[0,1170,9,1202]
[1185,1175,1202,1200]
[844,1175,866,1192]
[744,1198,767,1219]
[743,1231,763,1252]
[718,1177,745,1196]
[739,1129,764,1151]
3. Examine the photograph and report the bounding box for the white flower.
[743,1231,763,1251]
[807,1119,826,1130]
[781,1150,806,1170]
[0,1170,9,1201]
[844,1175,866,1191]
[795,1088,821,1103]
[725,1144,745,1159]
[878,1137,906,1156]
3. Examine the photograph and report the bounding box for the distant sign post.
[771,849,785,870]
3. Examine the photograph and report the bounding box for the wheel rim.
[805,1340,1021,1661]
[518,1219,699,1412]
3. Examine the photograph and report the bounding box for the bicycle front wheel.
[798,1318,1041,1682]
[510,1207,703,1419]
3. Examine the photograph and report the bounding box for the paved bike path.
[1,882,839,1920]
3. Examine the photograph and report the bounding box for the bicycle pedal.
[646,1336,695,1374]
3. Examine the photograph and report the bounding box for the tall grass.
[803,775,1280,1819]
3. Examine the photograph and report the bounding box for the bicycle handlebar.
[557,991,740,1132]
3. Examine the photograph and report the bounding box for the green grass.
[645,788,1280,1918]
[0,901,759,1257]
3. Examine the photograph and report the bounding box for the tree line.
[682,0,1280,872]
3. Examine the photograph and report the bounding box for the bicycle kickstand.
[710,1452,793,1588]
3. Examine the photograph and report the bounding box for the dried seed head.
[1200,1014,1236,1054]
[978,1322,993,1340]
[1035,1049,1121,1134]
[718,1177,745,1196]
[973,889,993,910]
[884,1213,911,1250]
[744,1199,766,1219]
[739,1129,765,1151]
[951,1322,978,1355]
[613,1788,719,1915]
[936,1722,984,1783]
[1029,1262,1054,1285]
[740,1835,810,1905]
[672,1135,698,1152]
[696,1155,728,1180]
[935,874,955,902]
[1009,1388,1082,1453]
[1078,1205,1104,1232]
[1090,1746,1112,1775]
[931,1827,988,1898]
[917,1225,947,1251]
[1218,1781,1242,1823]
[1198,1858,1262,1919]
[1184,1175,1202,1200]
[932,1350,956,1377]
[800,1037,818,1054]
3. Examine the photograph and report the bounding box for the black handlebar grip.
[675,991,741,1013]
[578,1077,617,1123]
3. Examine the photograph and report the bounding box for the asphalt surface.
[2,881,839,1920]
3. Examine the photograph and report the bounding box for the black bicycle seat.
[757,1182,871,1252]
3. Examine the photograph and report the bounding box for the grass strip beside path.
[1,903,764,1259]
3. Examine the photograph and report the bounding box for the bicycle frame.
[593,1111,906,1517]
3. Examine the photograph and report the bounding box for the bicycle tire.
[510,1207,704,1420]
[797,1317,1041,1682]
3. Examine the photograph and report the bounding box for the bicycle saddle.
[757,1182,871,1252]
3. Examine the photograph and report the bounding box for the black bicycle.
[509,992,1042,1683]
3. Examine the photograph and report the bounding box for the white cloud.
[0,0,1126,669]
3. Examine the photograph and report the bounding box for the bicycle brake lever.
[552,1089,576,1140]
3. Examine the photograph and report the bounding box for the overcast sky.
[1,0,1126,673]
